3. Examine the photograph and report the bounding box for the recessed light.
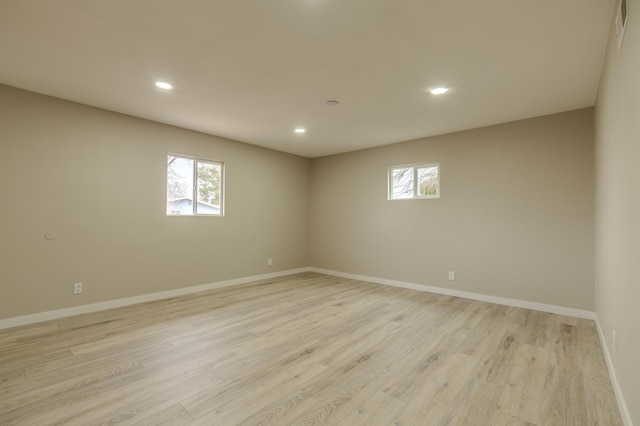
[155,81,173,90]
[325,100,339,106]
[294,128,306,134]
[429,87,449,95]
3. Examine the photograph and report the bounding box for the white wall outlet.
[613,330,617,352]
[448,271,455,281]
[73,282,83,294]
[267,258,273,267]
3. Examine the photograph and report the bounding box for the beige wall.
[595,0,640,422]
[310,109,595,310]
[0,84,310,319]
[0,85,597,319]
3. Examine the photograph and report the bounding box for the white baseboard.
[0,266,595,327]
[0,268,311,330]
[595,316,634,426]
[309,267,595,320]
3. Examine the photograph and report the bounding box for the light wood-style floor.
[0,272,622,425]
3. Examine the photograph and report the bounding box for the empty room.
[0,1,638,425]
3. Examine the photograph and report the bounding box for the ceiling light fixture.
[294,128,306,133]
[325,100,339,106]
[155,81,173,90]
[429,87,449,95]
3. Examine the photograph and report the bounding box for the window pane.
[167,155,224,216]
[391,167,414,199]
[417,166,438,196]
[167,156,194,215]
[196,161,222,215]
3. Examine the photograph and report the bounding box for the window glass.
[388,163,439,200]
[167,155,223,216]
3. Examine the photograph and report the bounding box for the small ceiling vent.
[615,0,629,50]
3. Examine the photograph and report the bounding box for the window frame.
[388,162,440,200]
[166,153,225,217]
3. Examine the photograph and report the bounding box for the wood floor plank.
[233,393,323,426]
[0,272,623,425]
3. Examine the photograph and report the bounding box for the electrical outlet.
[73,282,83,295]
[448,271,455,281]
[267,258,273,267]
[613,330,617,352]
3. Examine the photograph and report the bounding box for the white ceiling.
[0,0,614,158]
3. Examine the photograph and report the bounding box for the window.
[166,154,224,216]
[388,163,439,200]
